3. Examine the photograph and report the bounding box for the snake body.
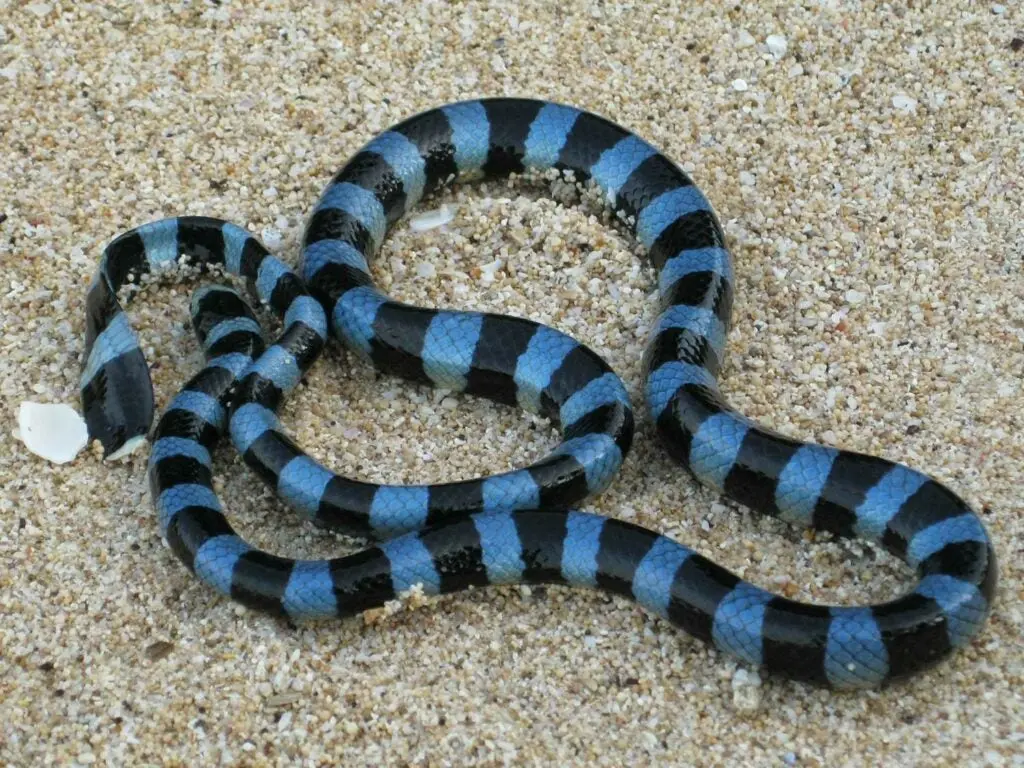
[80,98,996,689]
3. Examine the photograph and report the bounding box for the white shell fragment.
[765,34,788,58]
[892,94,918,113]
[409,205,457,232]
[106,435,147,462]
[17,401,89,464]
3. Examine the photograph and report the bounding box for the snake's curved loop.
[80,99,996,688]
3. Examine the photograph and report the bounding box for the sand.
[1,1,1022,765]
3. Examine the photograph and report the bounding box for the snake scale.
[80,98,996,689]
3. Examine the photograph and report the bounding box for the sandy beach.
[1,1,1021,765]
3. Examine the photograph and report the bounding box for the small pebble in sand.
[261,227,283,250]
[410,205,457,232]
[892,94,918,113]
[765,34,788,58]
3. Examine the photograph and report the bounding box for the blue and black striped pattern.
[80,99,997,689]
[80,216,328,460]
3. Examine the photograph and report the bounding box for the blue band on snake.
[79,98,997,689]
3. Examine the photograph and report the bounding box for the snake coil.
[80,98,996,689]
